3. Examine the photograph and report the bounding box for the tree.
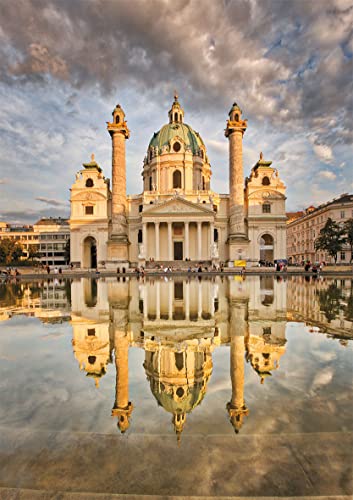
[344,218,353,263]
[0,238,24,264]
[27,244,41,263]
[314,218,345,264]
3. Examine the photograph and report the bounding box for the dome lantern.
[168,90,184,124]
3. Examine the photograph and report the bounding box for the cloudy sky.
[0,0,352,223]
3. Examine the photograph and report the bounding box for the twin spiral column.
[225,103,249,262]
[107,104,130,263]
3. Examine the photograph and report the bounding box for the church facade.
[69,95,286,268]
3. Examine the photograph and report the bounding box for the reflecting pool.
[0,276,352,498]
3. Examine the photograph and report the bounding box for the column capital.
[225,119,247,138]
[107,122,130,139]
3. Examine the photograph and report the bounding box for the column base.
[228,235,249,264]
[107,238,129,266]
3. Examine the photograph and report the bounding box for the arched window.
[200,150,204,159]
[202,176,206,190]
[174,112,178,122]
[149,176,153,191]
[262,176,270,186]
[214,228,219,242]
[173,141,181,152]
[138,229,143,243]
[173,170,182,188]
[115,115,120,124]
[149,149,153,161]
[235,113,239,121]
[86,178,94,187]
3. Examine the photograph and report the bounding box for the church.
[69,94,286,268]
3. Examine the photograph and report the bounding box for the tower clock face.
[173,142,181,152]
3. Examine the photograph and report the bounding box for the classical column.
[209,221,214,259]
[197,221,202,260]
[185,222,189,260]
[142,222,148,259]
[155,222,160,261]
[168,222,173,260]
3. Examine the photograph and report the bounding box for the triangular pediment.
[143,196,214,216]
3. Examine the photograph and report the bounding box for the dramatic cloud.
[0,0,352,221]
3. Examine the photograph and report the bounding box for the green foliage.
[0,238,24,264]
[344,218,353,262]
[27,245,41,262]
[314,218,345,263]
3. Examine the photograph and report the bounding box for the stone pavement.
[0,427,351,498]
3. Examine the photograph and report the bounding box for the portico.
[139,197,217,262]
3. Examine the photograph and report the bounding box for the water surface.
[0,276,352,497]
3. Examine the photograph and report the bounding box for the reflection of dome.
[144,346,212,441]
[148,122,205,155]
[246,334,286,384]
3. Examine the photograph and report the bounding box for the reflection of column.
[197,221,202,260]
[227,301,249,433]
[143,222,147,259]
[185,281,190,320]
[112,331,133,433]
[168,222,173,260]
[155,222,160,261]
[168,280,173,319]
[156,281,160,320]
[144,285,148,319]
[198,280,202,319]
[185,222,189,260]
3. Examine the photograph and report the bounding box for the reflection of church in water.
[70,276,287,439]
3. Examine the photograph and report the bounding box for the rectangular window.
[341,211,345,219]
[262,203,271,213]
[87,328,96,336]
[340,251,345,261]
[85,206,94,215]
[139,205,143,213]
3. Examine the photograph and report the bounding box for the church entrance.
[260,234,274,263]
[83,236,97,268]
[174,241,183,260]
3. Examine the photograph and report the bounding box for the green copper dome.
[148,122,205,155]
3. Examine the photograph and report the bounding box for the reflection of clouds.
[310,368,334,395]
[311,350,337,363]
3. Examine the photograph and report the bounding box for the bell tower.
[107,104,130,265]
[225,103,249,261]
